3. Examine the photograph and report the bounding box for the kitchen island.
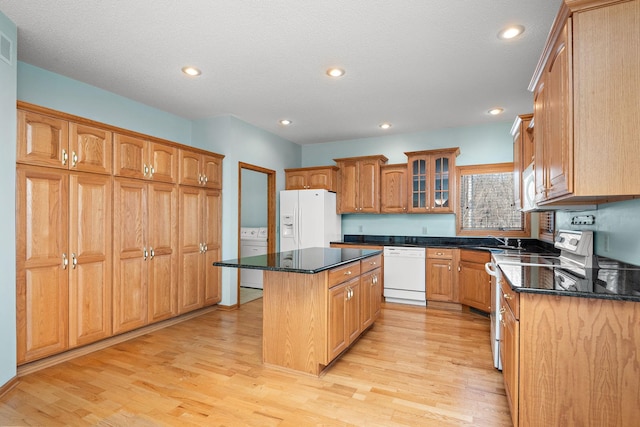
[215,247,383,376]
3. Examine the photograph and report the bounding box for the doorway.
[237,162,276,306]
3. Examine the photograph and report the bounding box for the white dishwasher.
[383,246,426,305]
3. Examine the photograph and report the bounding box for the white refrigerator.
[279,189,341,251]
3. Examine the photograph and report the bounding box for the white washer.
[240,227,268,289]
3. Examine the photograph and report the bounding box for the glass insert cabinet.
[405,148,460,213]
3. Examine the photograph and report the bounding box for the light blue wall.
[241,169,268,228]
[18,62,192,145]
[0,10,17,387]
[302,122,514,236]
[556,199,640,266]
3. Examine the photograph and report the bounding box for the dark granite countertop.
[498,261,640,302]
[335,234,558,254]
[214,247,382,274]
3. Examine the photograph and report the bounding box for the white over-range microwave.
[522,163,537,211]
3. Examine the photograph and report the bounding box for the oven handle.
[485,262,499,277]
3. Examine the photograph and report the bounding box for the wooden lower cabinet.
[178,186,221,313]
[458,250,491,312]
[500,282,640,426]
[113,178,178,334]
[426,249,456,302]
[328,276,360,361]
[16,165,112,364]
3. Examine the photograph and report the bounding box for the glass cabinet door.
[410,157,428,211]
[433,156,450,209]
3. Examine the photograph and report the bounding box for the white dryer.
[240,227,268,289]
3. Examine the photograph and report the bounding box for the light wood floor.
[0,301,511,426]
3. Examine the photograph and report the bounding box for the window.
[456,163,530,237]
[538,211,555,243]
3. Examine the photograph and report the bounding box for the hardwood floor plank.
[0,300,511,426]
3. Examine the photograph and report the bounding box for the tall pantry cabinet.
[16,109,113,364]
[15,103,224,366]
[112,134,179,334]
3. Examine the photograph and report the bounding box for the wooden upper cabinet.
[179,149,223,189]
[17,110,69,169]
[18,110,112,174]
[529,0,640,205]
[285,166,338,191]
[69,123,113,174]
[113,134,178,182]
[334,155,388,213]
[511,114,534,210]
[405,148,459,213]
[380,163,408,213]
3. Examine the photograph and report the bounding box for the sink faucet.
[488,235,510,246]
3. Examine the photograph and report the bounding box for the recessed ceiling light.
[279,119,292,126]
[498,25,525,40]
[379,123,392,130]
[488,108,504,115]
[326,67,345,78]
[181,66,201,77]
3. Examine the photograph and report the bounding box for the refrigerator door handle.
[298,204,302,247]
[293,204,298,247]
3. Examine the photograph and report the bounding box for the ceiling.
[0,0,560,145]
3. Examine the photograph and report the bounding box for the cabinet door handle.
[62,149,68,165]
[458,266,461,272]
[62,253,68,270]
[203,244,208,252]
[503,293,513,300]
[143,164,149,176]
[71,151,78,167]
[150,248,155,260]
[344,270,352,276]
[436,252,444,256]
[71,253,77,269]
[499,307,506,315]
[143,247,148,260]
[150,166,155,177]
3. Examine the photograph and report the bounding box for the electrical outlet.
[603,234,610,252]
[422,226,428,234]
[358,225,363,232]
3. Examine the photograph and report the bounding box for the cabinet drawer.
[500,280,519,319]
[361,254,382,273]
[328,261,361,288]
[460,249,490,264]
[427,248,454,259]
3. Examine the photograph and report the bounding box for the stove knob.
[569,238,578,246]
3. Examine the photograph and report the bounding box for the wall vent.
[0,32,13,65]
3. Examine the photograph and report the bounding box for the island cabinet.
[334,155,388,213]
[405,148,460,213]
[261,251,382,376]
[426,248,457,302]
[458,249,491,313]
[285,166,339,191]
[380,163,408,213]
[530,0,640,206]
[500,281,640,426]
[511,114,534,210]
